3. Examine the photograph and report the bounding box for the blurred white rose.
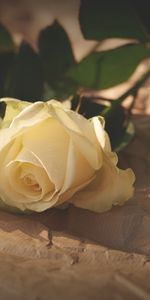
[0,98,135,213]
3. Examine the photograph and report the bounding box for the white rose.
[0,98,135,213]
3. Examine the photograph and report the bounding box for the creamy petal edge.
[69,155,135,213]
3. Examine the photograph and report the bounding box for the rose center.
[22,173,42,191]
[6,159,55,202]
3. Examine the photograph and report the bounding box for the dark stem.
[101,69,150,116]
[83,95,113,102]
[117,70,150,103]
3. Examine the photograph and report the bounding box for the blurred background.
[0,0,150,115]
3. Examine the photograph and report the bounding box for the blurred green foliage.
[0,0,150,149]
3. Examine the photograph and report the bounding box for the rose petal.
[48,103,102,169]
[22,118,69,190]
[91,116,111,152]
[69,153,135,213]
[59,138,95,199]
[6,161,54,201]
[0,100,135,213]
[0,102,50,151]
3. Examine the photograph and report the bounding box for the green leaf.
[102,103,128,150]
[135,0,150,35]
[114,121,135,152]
[7,42,44,101]
[0,23,14,52]
[0,52,14,96]
[100,98,135,151]
[43,84,56,101]
[0,101,6,119]
[0,24,15,96]
[67,44,150,90]
[43,79,77,101]
[38,21,75,85]
[79,0,149,42]
[104,112,135,153]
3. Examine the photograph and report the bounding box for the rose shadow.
[0,188,150,257]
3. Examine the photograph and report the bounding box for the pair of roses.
[0,98,135,213]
